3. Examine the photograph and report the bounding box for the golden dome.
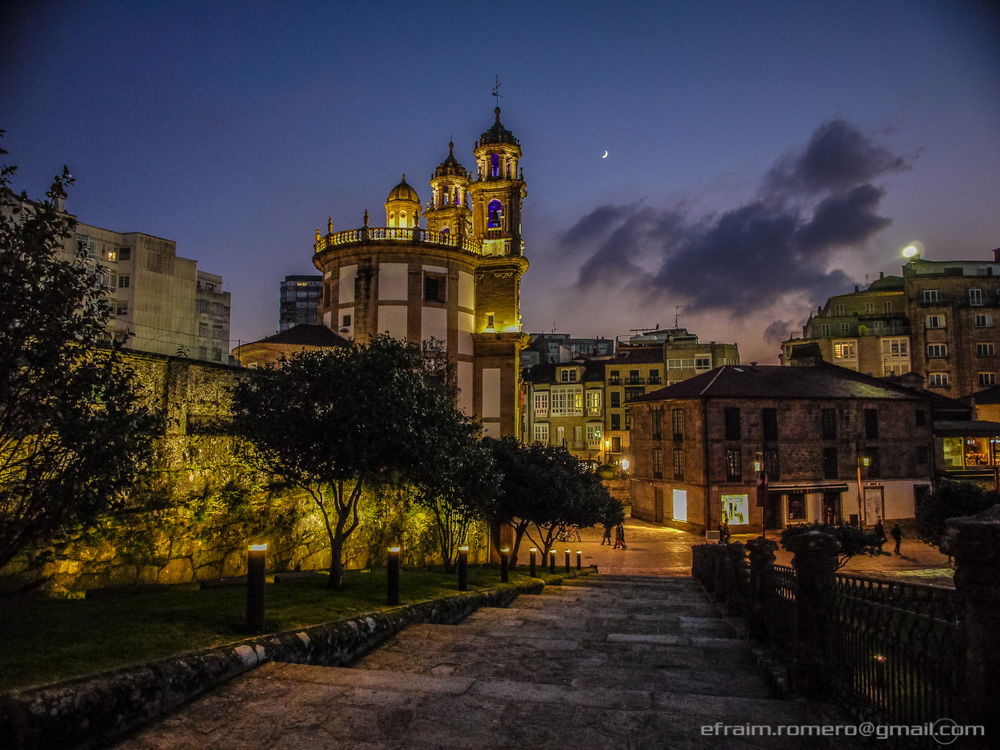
[387,174,420,203]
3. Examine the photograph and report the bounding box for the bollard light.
[529,547,537,577]
[576,550,582,570]
[457,546,469,591]
[500,546,510,583]
[549,548,556,573]
[246,543,267,633]
[387,546,401,606]
[564,548,571,572]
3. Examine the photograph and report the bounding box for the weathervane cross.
[492,76,502,107]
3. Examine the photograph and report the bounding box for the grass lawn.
[0,566,569,693]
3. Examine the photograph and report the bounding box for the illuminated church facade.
[311,107,529,437]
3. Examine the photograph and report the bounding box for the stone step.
[463,607,736,636]
[120,661,810,749]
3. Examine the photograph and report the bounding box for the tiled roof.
[971,385,1000,405]
[255,325,350,348]
[607,347,663,365]
[636,363,924,402]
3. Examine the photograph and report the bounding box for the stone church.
[311,106,529,438]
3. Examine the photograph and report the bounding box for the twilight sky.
[3,0,998,363]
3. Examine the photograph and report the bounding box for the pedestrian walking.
[719,520,731,545]
[874,520,887,553]
[601,522,613,546]
[613,523,627,549]
[890,522,902,555]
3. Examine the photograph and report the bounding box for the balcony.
[314,226,484,256]
[624,377,645,385]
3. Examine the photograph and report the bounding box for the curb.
[0,580,545,750]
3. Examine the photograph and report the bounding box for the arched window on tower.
[488,199,503,229]
[454,187,460,205]
[506,159,511,178]
[491,153,500,178]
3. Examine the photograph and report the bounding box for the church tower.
[469,107,527,257]
[425,142,472,239]
[384,175,421,228]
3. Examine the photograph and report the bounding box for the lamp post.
[246,543,267,633]
[500,547,509,583]
[549,548,556,573]
[564,548,571,572]
[576,550,582,570]
[856,453,871,526]
[529,547,537,577]
[457,546,469,591]
[604,439,611,465]
[387,546,400,605]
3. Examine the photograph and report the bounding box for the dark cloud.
[563,118,912,317]
[765,118,914,196]
[764,320,794,344]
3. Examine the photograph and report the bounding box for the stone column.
[786,529,839,697]
[745,536,777,640]
[942,504,1000,742]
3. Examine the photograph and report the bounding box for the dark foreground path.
[118,576,849,749]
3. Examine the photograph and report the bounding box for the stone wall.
[0,351,487,596]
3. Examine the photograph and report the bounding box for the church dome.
[478,107,518,146]
[434,142,467,178]
[387,175,420,203]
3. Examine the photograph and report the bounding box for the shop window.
[721,494,749,525]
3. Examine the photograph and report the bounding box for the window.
[840,323,850,335]
[342,314,352,327]
[881,338,908,356]
[550,387,583,416]
[585,390,601,415]
[423,272,446,303]
[672,448,684,480]
[724,407,741,440]
[725,449,742,482]
[921,289,940,303]
[975,314,993,328]
[118,274,130,289]
[969,288,984,306]
[573,425,584,447]
[651,409,662,440]
[820,324,832,336]
[694,356,711,370]
[585,423,602,446]
[787,495,807,522]
[625,386,644,402]
[611,391,621,408]
[611,413,621,430]
[671,408,684,440]
[764,447,780,480]
[834,303,845,315]
[627,369,641,383]
[928,372,950,387]
[487,199,503,228]
[865,302,874,313]
[925,314,945,329]
[485,313,495,329]
[213,326,223,339]
[864,408,879,439]
[212,349,223,362]
[118,247,131,261]
[652,448,664,479]
[979,372,996,387]
[927,344,948,358]
[721,494,749,525]
[648,369,661,384]
[883,301,892,314]
[533,391,549,417]
[611,436,621,451]
[609,369,620,383]
[823,447,838,479]
[559,369,578,382]
[115,302,128,316]
[198,322,208,337]
[762,408,778,441]
[833,340,856,359]
[978,343,995,357]
[556,426,566,446]
[533,423,549,443]
[821,408,837,440]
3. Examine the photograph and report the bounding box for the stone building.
[311,107,529,437]
[781,274,909,376]
[232,324,349,368]
[279,275,322,331]
[524,357,608,462]
[520,332,614,369]
[630,363,934,534]
[69,220,231,363]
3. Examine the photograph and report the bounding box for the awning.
[768,483,849,494]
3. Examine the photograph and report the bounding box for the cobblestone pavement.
[118,575,852,749]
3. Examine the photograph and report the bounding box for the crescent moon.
[602,150,608,159]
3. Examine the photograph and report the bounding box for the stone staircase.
[120,575,847,749]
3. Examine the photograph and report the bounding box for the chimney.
[993,247,1000,263]
[879,272,884,279]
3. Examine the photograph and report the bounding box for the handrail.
[314,227,483,255]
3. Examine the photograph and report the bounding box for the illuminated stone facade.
[312,108,529,437]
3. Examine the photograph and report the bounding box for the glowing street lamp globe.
[902,241,924,259]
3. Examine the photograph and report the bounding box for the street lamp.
[856,454,871,526]
[902,241,923,260]
[604,439,611,465]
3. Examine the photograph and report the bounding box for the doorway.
[764,492,782,529]
[653,487,664,523]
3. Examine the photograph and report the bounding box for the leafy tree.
[916,478,999,549]
[779,524,882,570]
[232,336,475,588]
[0,147,156,569]
[488,437,617,562]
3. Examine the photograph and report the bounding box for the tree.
[232,336,474,588]
[779,524,882,570]
[916,478,999,549]
[488,437,617,563]
[0,147,156,569]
